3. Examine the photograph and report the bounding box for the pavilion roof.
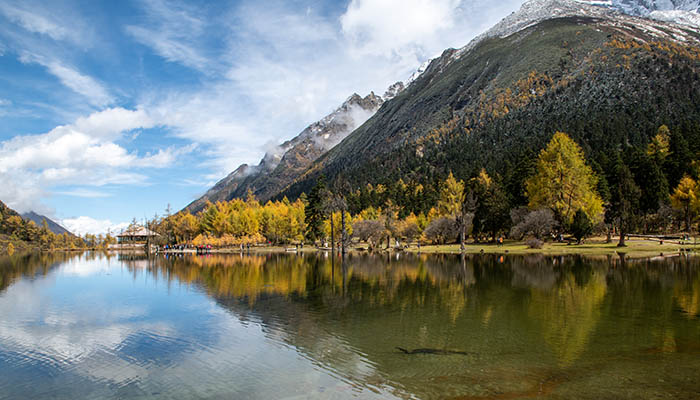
[117,225,159,238]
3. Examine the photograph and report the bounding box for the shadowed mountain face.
[185,92,390,213]
[21,212,72,236]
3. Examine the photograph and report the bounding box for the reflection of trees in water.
[3,252,700,399]
[527,259,608,367]
[0,252,86,292]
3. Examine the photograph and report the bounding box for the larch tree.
[526,132,603,226]
[647,125,671,162]
[670,175,699,232]
[437,172,465,218]
[438,172,473,250]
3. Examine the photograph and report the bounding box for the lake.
[0,251,698,399]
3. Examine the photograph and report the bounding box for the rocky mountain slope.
[185,90,398,213]
[275,0,700,206]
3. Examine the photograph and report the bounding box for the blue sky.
[0,0,524,234]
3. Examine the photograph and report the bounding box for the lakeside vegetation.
[0,201,101,254]
[136,129,700,256]
[4,125,700,257]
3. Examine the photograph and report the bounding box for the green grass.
[403,237,698,258]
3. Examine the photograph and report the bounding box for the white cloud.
[0,2,71,41]
[0,107,179,213]
[125,0,211,71]
[54,188,112,198]
[0,98,11,107]
[73,107,154,140]
[44,61,113,107]
[19,52,113,107]
[341,0,461,58]
[61,216,130,236]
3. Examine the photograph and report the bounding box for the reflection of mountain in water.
[116,253,700,399]
[0,252,92,292]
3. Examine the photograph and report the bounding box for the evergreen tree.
[571,209,593,244]
[665,127,692,188]
[472,169,510,241]
[606,155,641,247]
[304,178,327,243]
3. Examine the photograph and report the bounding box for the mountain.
[273,0,700,208]
[603,0,700,15]
[185,90,399,213]
[191,0,700,214]
[21,212,72,236]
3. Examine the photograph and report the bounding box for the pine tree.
[571,209,593,244]
[607,155,641,247]
[304,178,327,243]
[666,128,692,188]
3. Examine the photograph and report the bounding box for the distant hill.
[21,212,72,236]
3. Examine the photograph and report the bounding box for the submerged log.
[395,347,473,356]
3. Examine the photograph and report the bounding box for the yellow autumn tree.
[670,175,700,232]
[437,172,465,217]
[647,125,671,161]
[526,132,603,224]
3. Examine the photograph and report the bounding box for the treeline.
[156,126,700,249]
[0,202,91,253]
[149,197,306,247]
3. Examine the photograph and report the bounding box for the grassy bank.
[156,236,699,259]
[403,237,698,258]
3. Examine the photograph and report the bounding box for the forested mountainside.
[185,91,392,213]
[21,212,72,236]
[0,201,85,253]
[275,11,700,215]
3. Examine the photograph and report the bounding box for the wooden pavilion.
[116,224,159,245]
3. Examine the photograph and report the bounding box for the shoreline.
[153,237,699,259]
[4,238,698,259]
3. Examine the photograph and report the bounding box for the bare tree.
[424,217,459,244]
[458,191,477,251]
[510,208,558,240]
[353,220,386,250]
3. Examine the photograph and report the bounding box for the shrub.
[526,238,544,249]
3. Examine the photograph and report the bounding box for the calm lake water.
[0,252,698,399]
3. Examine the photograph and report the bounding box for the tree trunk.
[341,211,347,257]
[330,214,335,253]
[617,222,626,247]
